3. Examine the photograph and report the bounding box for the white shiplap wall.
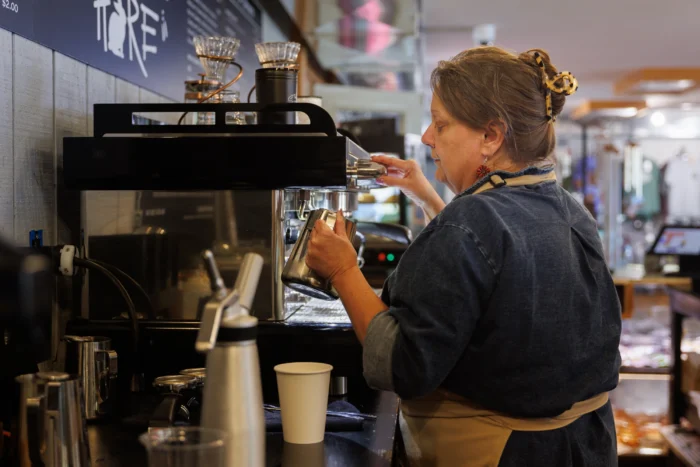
[13,36,55,245]
[0,30,13,239]
[0,29,174,247]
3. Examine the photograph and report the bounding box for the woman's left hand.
[306,210,358,283]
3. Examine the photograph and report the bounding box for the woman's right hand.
[372,155,446,220]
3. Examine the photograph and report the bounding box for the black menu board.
[0,0,262,102]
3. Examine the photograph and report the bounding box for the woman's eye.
[435,123,444,133]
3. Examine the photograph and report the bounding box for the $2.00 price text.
[2,0,18,13]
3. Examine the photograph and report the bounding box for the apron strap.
[401,390,608,431]
[398,392,609,467]
[473,171,558,195]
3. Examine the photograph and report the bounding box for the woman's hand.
[372,155,446,220]
[306,210,358,283]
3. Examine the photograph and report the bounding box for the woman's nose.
[421,125,435,148]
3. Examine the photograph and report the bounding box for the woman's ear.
[481,120,506,157]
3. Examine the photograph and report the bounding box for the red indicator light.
[378,253,386,261]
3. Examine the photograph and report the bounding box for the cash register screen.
[651,226,700,256]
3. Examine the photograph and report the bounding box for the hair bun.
[520,49,577,122]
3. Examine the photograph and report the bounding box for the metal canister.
[255,68,298,124]
[63,335,118,420]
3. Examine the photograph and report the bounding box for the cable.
[178,62,244,125]
[74,258,139,356]
[90,259,156,320]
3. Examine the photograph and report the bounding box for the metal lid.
[221,314,258,329]
[63,335,109,343]
[36,371,70,381]
[184,76,221,94]
[184,74,220,86]
[179,368,206,380]
[153,375,197,393]
[254,68,298,79]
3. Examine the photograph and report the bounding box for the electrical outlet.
[29,230,44,247]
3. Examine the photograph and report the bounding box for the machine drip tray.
[285,289,382,325]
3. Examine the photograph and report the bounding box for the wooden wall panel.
[0,30,12,239]
[54,53,87,245]
[13,36,55,245]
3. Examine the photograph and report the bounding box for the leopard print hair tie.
[533,52,579,123]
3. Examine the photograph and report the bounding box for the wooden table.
[613,276,693,319]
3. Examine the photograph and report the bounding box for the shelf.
[63,103,374,191]
[618,444,667,457]
[620,367,671,379]
[614,276,694,288]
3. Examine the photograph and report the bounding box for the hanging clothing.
[640,158,661,218]
[664,155,700,219]
[624,158,661,219]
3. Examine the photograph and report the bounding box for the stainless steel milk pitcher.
[63,335,118,420]
[15,371,91,466]
[281,209,357,300]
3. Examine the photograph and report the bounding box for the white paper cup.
[274,362,333,444]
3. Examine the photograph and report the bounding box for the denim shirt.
[363,166,622,418]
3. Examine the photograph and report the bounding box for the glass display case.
[613,283,672,459]
[555,110,700,463]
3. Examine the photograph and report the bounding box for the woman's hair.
[430,47,575,164]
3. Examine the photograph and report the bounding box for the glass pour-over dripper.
[179,36,243,124]
[193,36,241,81]
[254,42,301,69]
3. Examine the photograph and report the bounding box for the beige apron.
[398,170,609,467]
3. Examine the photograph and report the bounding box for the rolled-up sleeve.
[363,311,398,391]
[362,223,496,400]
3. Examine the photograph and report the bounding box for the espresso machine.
[63,38,386,324]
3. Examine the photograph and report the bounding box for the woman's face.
[421,94,491,194]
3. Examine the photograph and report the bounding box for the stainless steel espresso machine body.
[65,100,385,322]
[64,39,386,328]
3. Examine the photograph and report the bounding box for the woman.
[306,47,621,466]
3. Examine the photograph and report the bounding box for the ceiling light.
[615,68,700,96]
[634,79,695,94]
[571,100,646,122]
[472,24,496,46]
[650,111,666,127]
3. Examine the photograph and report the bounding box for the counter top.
[660,425,700,466]
[613,275,693,287]
[89,391,399,467]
